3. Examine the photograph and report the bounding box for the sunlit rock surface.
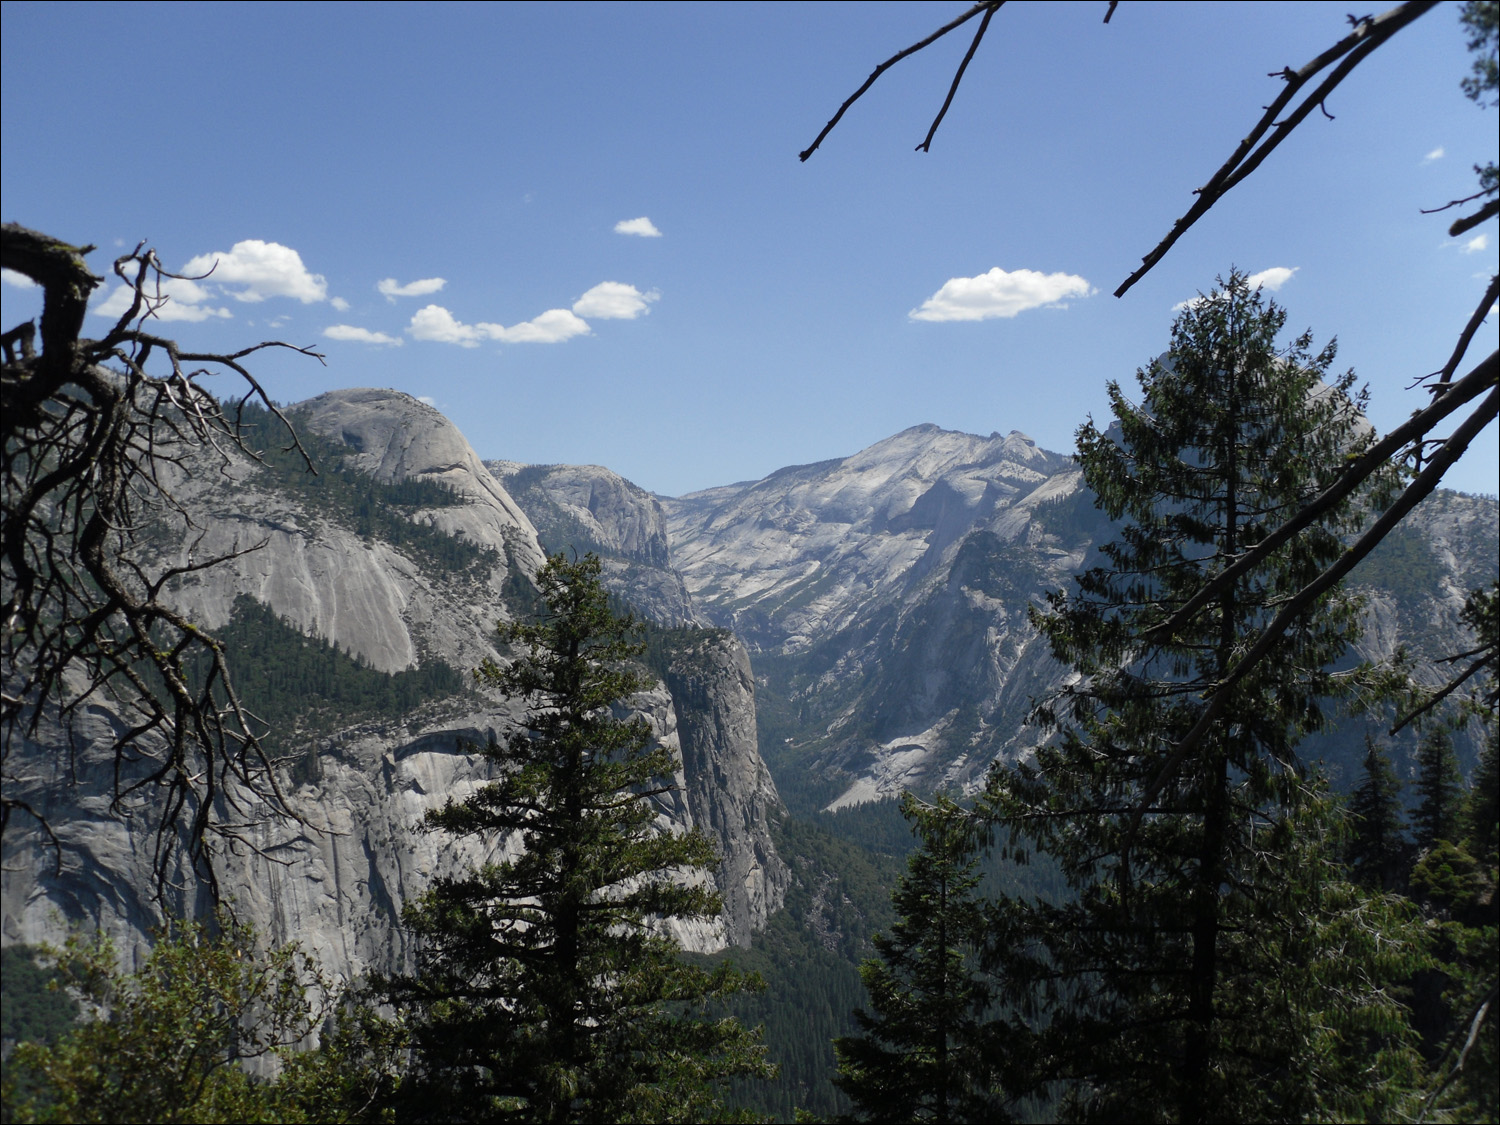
[3,389,786,972]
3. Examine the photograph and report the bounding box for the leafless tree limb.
[1421,186,1495,214]
[916,3,997,153]
[1390,652,1489,734]
[1434,275,1500,388]
[1,223,323,900]
[1448,195,1500,236]
[1115,1,1440,297]
[799,2,1001,163]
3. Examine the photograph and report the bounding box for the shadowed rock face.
[2,389,785,971]
[662,634,788,945]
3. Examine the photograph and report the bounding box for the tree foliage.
[1348,737,1412,892]
[389,552,772,1123]
[1414,727,1466,854]
[834,794,999,1124]
[979,273,1426,1122]
[0,919,403,1125]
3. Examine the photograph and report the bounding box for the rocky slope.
[2,389,787,975]
[659,423,1498,812]
[486,460,703,628]
[656,425,1084,810]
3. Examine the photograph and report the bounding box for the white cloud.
[408,303,592,346]
[409,304,492,347]
[378,276,447,301]
[490,308,591,343]
[324,324,403,346]
[1173,267,1298,311]
[614,216,662,238]
[1424,146,1445,162]
[910,267,1094,322]
[572,281,660,320]
[90,279,233,322]
[417,395,437,406]
[2,268,38,289]
[1462,233,1490,254]
[330,296,351,311]
[180,240,327,303]
[1246,266,1298,291]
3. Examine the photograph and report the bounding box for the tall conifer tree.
[1413,727,1464,853]
[1346,737,1410,891]
[834,795,999,1124]
[389,553,771,1123]
[982,272,1424,1123]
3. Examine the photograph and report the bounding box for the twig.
[916,3,997,153]
[799,3,1000,162]
[1115,2,1438,298]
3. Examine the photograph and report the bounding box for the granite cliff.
[486,460,703,628]
[1,389,788,976]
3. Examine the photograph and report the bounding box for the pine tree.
[1413,727,1464,854]
[981,272,1425,1123]
[390,553,771,1123]
[1347,736,1410,891]
[833,795,999,1124]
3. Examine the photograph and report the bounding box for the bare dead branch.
[2,223,326,900]
[916,3,997,153]
[1115,1,1439,297]
[1389,655,1490,734]
[1421,186,1494,214]
[1449,195,1500,236]
[1435,276,1500,387]
[799,3,1001,163]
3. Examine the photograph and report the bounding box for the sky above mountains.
[3,1,1496,497]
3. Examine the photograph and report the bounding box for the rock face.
[488,461,703,627]
[660,424,1086,809]
[661,634,786,942]
[661,425,1072,653]
[2,389,786,974]
[661,423,1499,811]
[162,389,546,676]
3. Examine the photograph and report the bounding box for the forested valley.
[3,272,1496,1123]
[4,1,1499,1122]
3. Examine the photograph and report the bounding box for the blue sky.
[3,1,1496,497]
